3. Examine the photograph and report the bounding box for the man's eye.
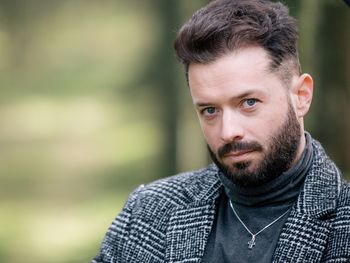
[204,107,216,114]
[201,107,217,117]
[242,99,258,108]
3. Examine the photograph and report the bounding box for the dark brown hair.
[174,0,300,82]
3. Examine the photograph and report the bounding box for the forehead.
[188,47,285,101]
[189,47,271,87]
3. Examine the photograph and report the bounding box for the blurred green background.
[0,0,348,262]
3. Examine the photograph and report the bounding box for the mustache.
[217,141,263,158]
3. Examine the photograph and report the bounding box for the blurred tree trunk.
[0,0,31,68]
[313,1,350,174]
[151,0,181,177]
[297,0,320,74]
[0,0,59,68]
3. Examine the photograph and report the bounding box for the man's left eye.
[243,99,258,108]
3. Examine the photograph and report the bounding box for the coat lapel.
[165,201,217,263]
[273,139,342,262]
[272,209,332,262]
[165,170,222,263]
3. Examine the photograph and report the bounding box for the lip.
[223,150,255,162]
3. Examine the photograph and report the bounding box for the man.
[92,0,350,262]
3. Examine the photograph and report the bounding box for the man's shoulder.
[338,179,350,207]
[134,164,221,208]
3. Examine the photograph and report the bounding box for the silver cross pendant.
[248,235,256,249]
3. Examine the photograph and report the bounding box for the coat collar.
[294,139,342,218]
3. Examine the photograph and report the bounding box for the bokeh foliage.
[0,1,348,262]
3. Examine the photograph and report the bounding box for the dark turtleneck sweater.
[202,133,313,263]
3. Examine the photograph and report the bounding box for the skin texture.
[188,46,314,186]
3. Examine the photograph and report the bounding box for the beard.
[208,101,301,187]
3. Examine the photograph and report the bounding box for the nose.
[220,110,245,143]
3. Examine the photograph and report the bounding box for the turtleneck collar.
[218,132,314,207]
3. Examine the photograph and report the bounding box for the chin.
[229,157,259,170]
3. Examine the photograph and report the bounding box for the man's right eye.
[201,107,218,118]
[204,107,216,114]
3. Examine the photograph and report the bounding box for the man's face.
[188,47,303,187]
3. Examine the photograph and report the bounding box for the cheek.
[200,122,221,150]
[256,117,280,140]
[260,99,289,128]
[257,108,289,142]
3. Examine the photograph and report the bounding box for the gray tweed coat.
[92,139,350,263]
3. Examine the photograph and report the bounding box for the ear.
[290,73,313,118]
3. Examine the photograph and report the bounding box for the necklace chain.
[229,200,289,249]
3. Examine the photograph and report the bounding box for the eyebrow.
[194,89,263,108]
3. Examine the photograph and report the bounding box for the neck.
[289,130,306,170]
